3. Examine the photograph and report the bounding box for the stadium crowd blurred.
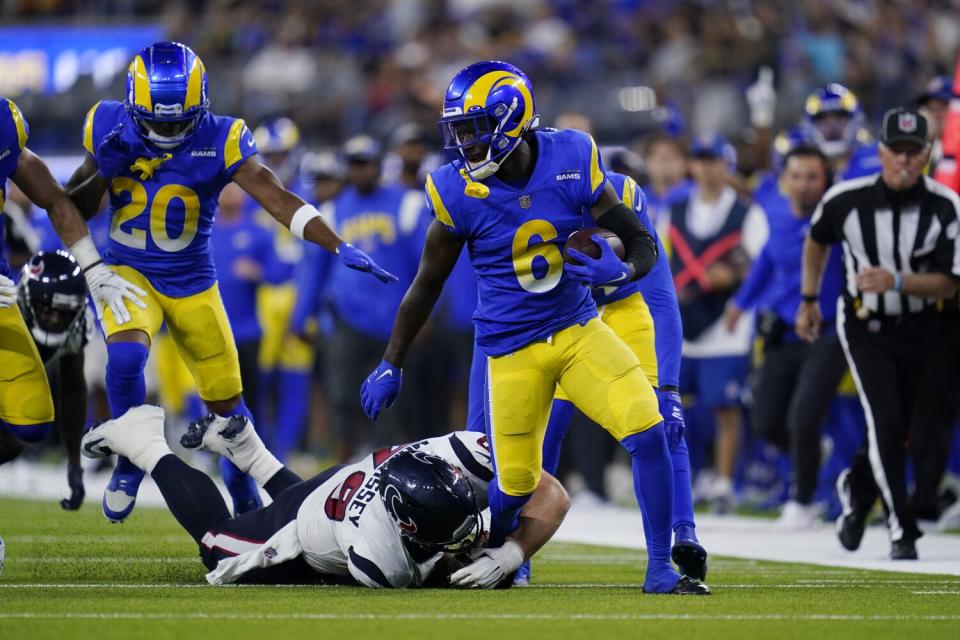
[3,0,960,529]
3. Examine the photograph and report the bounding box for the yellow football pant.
[487,317,662,496]
[0,304,54,425]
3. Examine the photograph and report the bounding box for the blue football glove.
[360,359,402,421]
[657,388,686,452]
[564,234,630,287]
[95,122,134,180]
[337,242,399,284]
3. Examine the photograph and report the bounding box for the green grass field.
[1,496,958,639]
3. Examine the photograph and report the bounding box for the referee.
[796,107,960,560]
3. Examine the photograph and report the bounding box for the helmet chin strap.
[464,97,524,180]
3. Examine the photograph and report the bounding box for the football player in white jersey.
[81,407,569,588]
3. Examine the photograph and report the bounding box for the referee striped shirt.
[809,174,960,316]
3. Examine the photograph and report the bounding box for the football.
[563,227,625,264]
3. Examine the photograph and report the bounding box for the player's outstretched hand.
[564,234,629,287]
[449,540,524,589]
[83,263,147,325]
[0,274,16,308]
[656,389,686,452]
[360,359,402,421]
[337,242,399,284]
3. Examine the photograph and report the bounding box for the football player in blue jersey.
[65,41,397,523]
[0,98,143,450]
[360,60,708,594]
[802,84,880,180]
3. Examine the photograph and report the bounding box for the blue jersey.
[645,178,692,229]
[843,143,881,180]
[211,210,276,343]
[82,100,258,297]
[426,128,605,356]
[248,171,310,284]
[0,98,29,278]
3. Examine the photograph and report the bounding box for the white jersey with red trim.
[295,430,494,588]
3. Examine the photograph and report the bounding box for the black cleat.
[836,469,867,551]
[890,539,918,560]
[672,540,708,581]
[671,575,712,595]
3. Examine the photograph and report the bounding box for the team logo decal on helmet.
[439,60,540,181]
[125,41,209,149]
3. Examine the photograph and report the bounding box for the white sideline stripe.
[2,612,960,622]
[912,590,960,595]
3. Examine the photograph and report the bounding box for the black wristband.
[659,385,679,393]
[81,259,104,274]
[801,294,819,303]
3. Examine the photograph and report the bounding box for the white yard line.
[1,612,959,621]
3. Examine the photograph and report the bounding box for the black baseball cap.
[880,107,928,149]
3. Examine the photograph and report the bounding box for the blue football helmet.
[378,449,483,552]
[439,60,540,180]
[125,41,209,149]
[802,83,863,159]
[254,117,302,183]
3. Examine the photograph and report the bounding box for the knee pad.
[3,420,53,444]
[497,465,540,497]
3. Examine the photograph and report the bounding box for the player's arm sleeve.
[808,189,846,245]
[582,133,608,207]
[732,242,774,310]
[347,546,406,589]
[424,173,463,238]
[223,119,258,178]
[446,431,495,487]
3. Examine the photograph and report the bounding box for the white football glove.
[746,66,777,129]
[0,274,16,308]
[69,236,147,325]
[449,539,524,589]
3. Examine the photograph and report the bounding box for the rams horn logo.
[383,483,418,534]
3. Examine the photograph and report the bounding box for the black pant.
[909,311,960,519]
[237,339,261,424]
[751,333,847,504]
[837,310,937,543]
[325,321,407,459]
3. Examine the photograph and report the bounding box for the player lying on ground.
[81,406,569,588]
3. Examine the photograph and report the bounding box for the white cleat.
[774,500,822,529]
[81,405,168,467]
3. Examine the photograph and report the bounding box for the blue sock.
[274,369,310,461]
[106,341,149,478]
[543,399,574,476]
[215,397,262,513]
[671,436,697,541]
[1,420,52,443]
[185,394,206,422]
[487,482,531,547]
[621,424,677,586]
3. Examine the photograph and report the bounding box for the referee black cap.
[880,108,928,149]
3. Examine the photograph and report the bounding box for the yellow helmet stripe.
[805,94,821,116]
[184,57,206,111]
[6,99,28,150]
[82,100,102,155]
[462,70,533,138]
[425,174,455,230]
[588,135,604,193]
[130,55,153,112]
[224,119,248,170]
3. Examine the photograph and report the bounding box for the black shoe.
[890,539,918,560]
[836,469,867,551]
[672,540,708,581]
[671,575,712,595]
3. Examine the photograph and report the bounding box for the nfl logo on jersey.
[519,194,532,209]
